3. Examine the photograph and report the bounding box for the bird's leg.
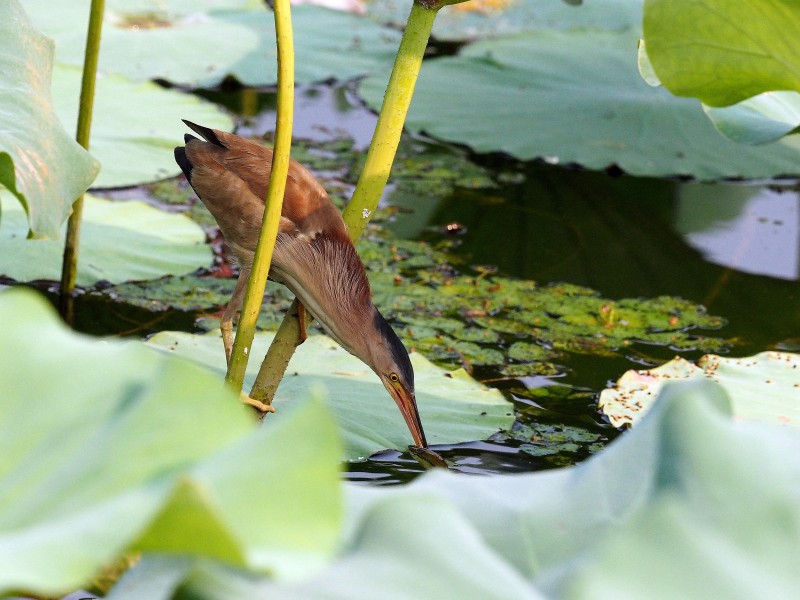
[297,301,308,343]
[221,267,275,415]
[221,266,251,368]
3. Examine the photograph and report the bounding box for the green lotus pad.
[0,191,212,286]
[367,0,641,41]
[703,91,800,145]
[599,351,800,428]
[146,330,514,461]
[109,379,800,599]
[52,65,233,188]
[359,28,800,180]
[643,0,800,107]
[0,0,98,239]
[26,1,400,88]
[0,288,343,596]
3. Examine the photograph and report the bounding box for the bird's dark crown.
[373,310,414,388]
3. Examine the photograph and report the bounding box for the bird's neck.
[270,231,379,362]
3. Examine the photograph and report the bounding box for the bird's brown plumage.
[177,119,373,315]
[174,121,427,447]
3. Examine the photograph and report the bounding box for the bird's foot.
[240,392,276,414]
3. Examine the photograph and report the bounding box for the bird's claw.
[240,392,276,414]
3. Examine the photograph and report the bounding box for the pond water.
[353,163,800,483]
[47,83,800,484]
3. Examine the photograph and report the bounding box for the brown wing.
[179,122,347,244]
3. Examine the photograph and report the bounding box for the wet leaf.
[359,28,800,180]
[0,0,98,238]
[113,380,800,599]
[103,275,293,321]
[703,91,800,144]
[599,351,800,428]
[643,0,800,107]
[28,1,400,88]
[494,421,605,465]
[0,192,212,286]
[367,0,641,41]
[146,330,514,461]
[0,288,343,595]
[51,65,232,188]
[499,362,561,378]
[507,341,556,362]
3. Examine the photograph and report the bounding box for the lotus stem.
[225,0,294,393]
[59,0,105,323]
[341,2,436,239]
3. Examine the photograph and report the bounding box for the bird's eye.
[389,372,399,382]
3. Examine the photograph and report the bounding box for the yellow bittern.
[174,121,427,448]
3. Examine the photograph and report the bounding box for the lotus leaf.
[643,0,800,107]
[0,288,343,596]
[704,92,800,144]
[366,0,642,41]
[0,0,99,238]
[108,380,800,599]
[512,422,605,461]
[27,1,400,88]
[52,65,233,188]
[146,329,514,461]
[599,351,800,427]
[0,192,212,286]
[359,29,800,180]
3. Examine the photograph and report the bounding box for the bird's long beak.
[386,384,428,448]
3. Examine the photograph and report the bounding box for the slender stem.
[59,0,105,322]
[249,298,303,405]
[225,0,294,392]
[341,3,436,240]
[249,1,438,403]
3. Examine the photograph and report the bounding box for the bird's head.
[365,310,427,448]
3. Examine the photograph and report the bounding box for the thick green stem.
[249,1,438,403]
[341,2,436,240]
[59,0,105,322]
[249,299,304,405]
[225,0,294,393]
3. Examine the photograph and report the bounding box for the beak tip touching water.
[391,386,427,448]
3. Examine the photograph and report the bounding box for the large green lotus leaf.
[132,393,343,582]
[0,0,99,239]
[599,351,800,428]
[0,287,342,595]
[27,1,400,88]
[359,29,800,180]
[0,191,212,286]
[146,330,514,460]
[51,65,232,188]
[110,380,800,599]
[704,91,800,144]
[643,0,800,107]
[367,0,642,41]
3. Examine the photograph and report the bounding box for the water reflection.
[232,83,378,149]
[677,184,799,281]
[401,165,799,353]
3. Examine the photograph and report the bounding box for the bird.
[174,120,428,448]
